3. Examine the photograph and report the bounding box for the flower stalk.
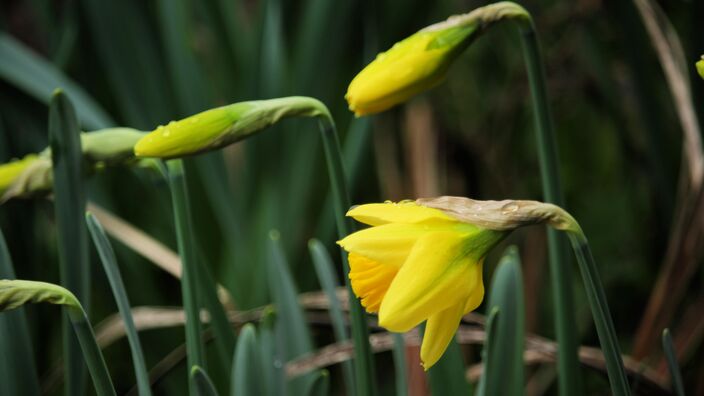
[0,280,115,396]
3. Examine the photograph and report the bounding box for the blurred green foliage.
[0,0,703,394]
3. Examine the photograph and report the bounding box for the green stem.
[67,309,116,396]
[517,18,582,395]
[167,159,204,394]
[317,116,376,396]
[566,232,630,396]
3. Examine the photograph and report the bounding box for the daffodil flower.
[337,197,580,369]
[697,55,704,80]
[345,2,530,116]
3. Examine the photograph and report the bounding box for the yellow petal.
[337,223,428,266]
[420,302,464,370]
[378,229,474,332]
[347,201,455,227]
[463,261,484,313]
[348,253,399,313]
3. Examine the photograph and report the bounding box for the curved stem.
[565,231,631,396]
[317,115,376,396]
[67,309,116,396]
[516,17,582,395]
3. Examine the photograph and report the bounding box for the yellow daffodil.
[337,200,506,369]
[697,55,704,80]
[134,97,329,159]
[0,155,40,196]
[338,197,580,369]
[345,2,529,116]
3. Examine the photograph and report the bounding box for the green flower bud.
[134,96,330,159]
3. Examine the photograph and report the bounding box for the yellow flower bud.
[697,55,704,80]
[134,97,330,159]
[346,2,530,116]
[337,196,579,369]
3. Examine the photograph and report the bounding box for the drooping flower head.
[345,2,530,116]
[134,97,330,159]
[338,197,579,369]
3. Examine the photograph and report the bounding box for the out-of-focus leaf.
[267,230,315,393]
[427,336,471,396]
[258,308,285,396]
[191,366,220,396]
[49,89,89,396]
[0,34,113,129]
[306,370,330,396]
[483,246,525,395]
[308,239,354,394]
[476,307,500,396]
[662,329,685,396]
[231,323,262,396]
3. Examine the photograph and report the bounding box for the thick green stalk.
[517,18,582,394]
[167,159,204,394]
[317,115,376,396]
[566,232,630,396]
[68,309,117,396]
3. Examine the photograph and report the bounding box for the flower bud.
[134,96,330,159]
[697,55,704,80]
[345,2,529,116]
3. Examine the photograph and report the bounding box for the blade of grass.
[476,307,499,396]
[49,89,90,396]
[167,159,204,393]
[0,227,39,396]
[192,366,220,396]
[231,323,262,396]
[267,231,315,394]
[85,212,152,396]
[308,239,355,396]
[482,246,525,395]
[0,34,113,129]
[662,329,685,396]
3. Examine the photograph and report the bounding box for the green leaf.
[49,89,89,396]
[476,307,500,396]
[191,366,220,396]
[0,226,39,396]
[662,329,685,396]
[479,246,525,395]
[231,323,263,396]
[308,238,355,395]
[0,34,113,129]
[85,212,152,396]
[257,308,285,396]
[267,230,315,393]
[427,336,470,395]
[306,370,330,396]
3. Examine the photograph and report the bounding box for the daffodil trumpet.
[337,197,629,394]
[0,280,115,396]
